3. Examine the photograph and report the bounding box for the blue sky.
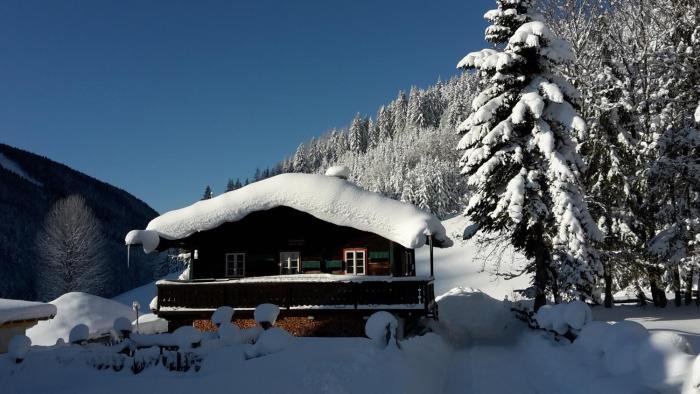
[0,0,492,212]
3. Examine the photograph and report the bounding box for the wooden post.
[429,235,434,278]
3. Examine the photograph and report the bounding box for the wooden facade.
[154,206,438,325]
[159,207,418,279]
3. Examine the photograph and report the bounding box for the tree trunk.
[685,268,693,306]
[648,267,667,308]
[696,270,700,307]
[673,266,682,307]
[533,238,549,312]
[604,259,613,308]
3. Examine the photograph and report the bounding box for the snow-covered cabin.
[0,299,56,353]
[126,168,451,326]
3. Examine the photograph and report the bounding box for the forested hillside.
[0,143,163,301]
[221,73,479,219]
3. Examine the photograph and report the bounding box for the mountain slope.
[0,143,161,300]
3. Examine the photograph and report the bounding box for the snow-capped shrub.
[245,327,293,359]
[8,334,31,363]
[172,326,201,349]
[562,300,591,330]
[218,323,242,345]
[113,317,132,333]
[365,311,398,349]
[254,304,279,327]
[241,326,263,344]
[69,323,90,344]
[534,301,592,335]
[638,332,694,391]
[255,327,292,355]
[211,306,234,327]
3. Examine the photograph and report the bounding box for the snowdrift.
[27,292,136,346]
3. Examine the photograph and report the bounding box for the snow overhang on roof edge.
[125,173,452,252]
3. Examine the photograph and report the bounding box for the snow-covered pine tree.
[348,113,369,153]
[292,143,307,173]
[646,0,700,306]
[390,91,408,135]
[202,185,213,200]
[376,105,394,141]
[457,0,601,309]
[226,178,236,192]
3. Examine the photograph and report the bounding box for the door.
[280,251,300,275]
[225,253,245,277]
[344,249,366,275]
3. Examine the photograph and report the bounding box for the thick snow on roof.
[0,299,56,325]
[127,172,451,251]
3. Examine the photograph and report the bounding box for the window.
[344,248,366,275]
[280,252,300,275]
[225,253,245,277]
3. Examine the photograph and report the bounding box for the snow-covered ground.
[4,215,700,393]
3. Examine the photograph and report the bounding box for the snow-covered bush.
[172,326,201,349]
[69,323,89,344]
[365,311,399,349]
[240,326,263,344]
[254,304,279,328]
[534,301,592,336]
[211,306,234,327]
[8,334,31,363]
[218,323,242,345]
[244,327,293,359]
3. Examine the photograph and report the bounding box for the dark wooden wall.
[173,206,414,280]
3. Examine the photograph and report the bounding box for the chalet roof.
[126,172,452,252]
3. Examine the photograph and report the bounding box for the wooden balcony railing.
[156,277,436,320]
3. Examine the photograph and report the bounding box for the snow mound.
[602,321,649,375]
[365,311,398,349]
[27,292,136,346]
[254,304,280,326]
[172,326,201,349]
[575,320,612,356]
[69,324,89,344]
[638,332,694,390]
[8,334,31,361]
[324,165,350,179]
[0,298,56,325]
[134,313,168,334]
[246,327,293,358]
[436,287,519,346]
[211,306,234,326]
[127,173,451,251]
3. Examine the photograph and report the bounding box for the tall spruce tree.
[457,0,601,309]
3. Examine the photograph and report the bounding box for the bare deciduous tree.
[36,195,107,300]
